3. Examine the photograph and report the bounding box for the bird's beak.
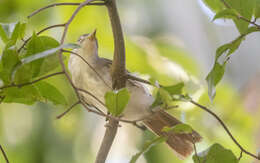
[89,29,97,41]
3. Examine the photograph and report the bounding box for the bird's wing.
[99,57,145,89]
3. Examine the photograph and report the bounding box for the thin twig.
[220,0,260,29]
[18,24,65,53]
[62,49,112,89]
[0,71,64,90]
[28,2,106,19]
[57,0,97,102]
[76,88,106,107]
[56,101,80,119]
[238,151,243,160]
[192,137,201,163]
[0,144,9,163]
[189,100,259,160]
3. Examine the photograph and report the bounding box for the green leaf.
[202,0,224,13]
[22,42,79,64]
[22,34,60,78]
[162,82,184,95]
[202,0,254,34]
[162,124,193,134]
[255,0,260,18]
[0,22,26,45]
[150,89,163,109]
[225,0,254,34]
[0,49,21,84]
[213,9,238,21]
[2,85,41,105]
[0,25,9,43]
[35,81,67,105]
[105,88,130,116]
[206,62,226,101]
[193,143,238,163]
[244,26,260,35]
[158,88,172,107]
[130,136,167,163]
[10,22,26,45]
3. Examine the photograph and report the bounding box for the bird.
[68,29,202,159]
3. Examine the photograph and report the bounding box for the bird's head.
[77,29,98,56]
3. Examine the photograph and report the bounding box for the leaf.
[213,9,238,21]
[150,84,181,109]
[0,25,9,43]
[105,88,130,116]
[22,42,79,64]
[244,26,260,35]
[193,143,238,163]
[22,34,60,78]
[225,0,254,34]
[2,85,41,105]
[162,124,193,134]
[206,62,226,101]
[255,0,260,19]
[130,136,167,163]
[162,82,184,95]
[0,49,21,84]
[10,22,26,45]
[202,0,254,34]
[0,22,26,45]
[35,81,67,105]
[202,0,224,13]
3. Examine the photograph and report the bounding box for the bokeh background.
[0,0,260,162]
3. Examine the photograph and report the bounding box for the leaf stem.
[0,71,64,90]
[0,144,9,163]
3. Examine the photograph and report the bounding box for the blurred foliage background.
[0,0,260,162]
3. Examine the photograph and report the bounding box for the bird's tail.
[143,110,202,159]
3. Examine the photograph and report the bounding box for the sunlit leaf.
[2,85,41,105]
[105,88,130,116]
[255,0,260,18]
[213,9,238,21]
[0,22,26,46]
[206,62,226,101]
[0,25,9,43]
[162,124,193,134]
[130,136,167,163]
[193,143,238,163]
[162,82,184,95]
[226,0,254,34]
[10,22,26,45]
[0,49,21,84]
[202,0,224,13]
[22,42,79,64]
[35,81,67,105]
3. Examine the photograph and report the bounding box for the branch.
[76,88,106,108]
[18,24,66,53]
[95,118,119,163]
[189,100,260,160]
[56,101,80,119]
[28,2,106,19]
[0,144,9,163]
[106,0,126,89]
[220,0,260,29]
[0,71,64,90]
[95,0,126,162]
